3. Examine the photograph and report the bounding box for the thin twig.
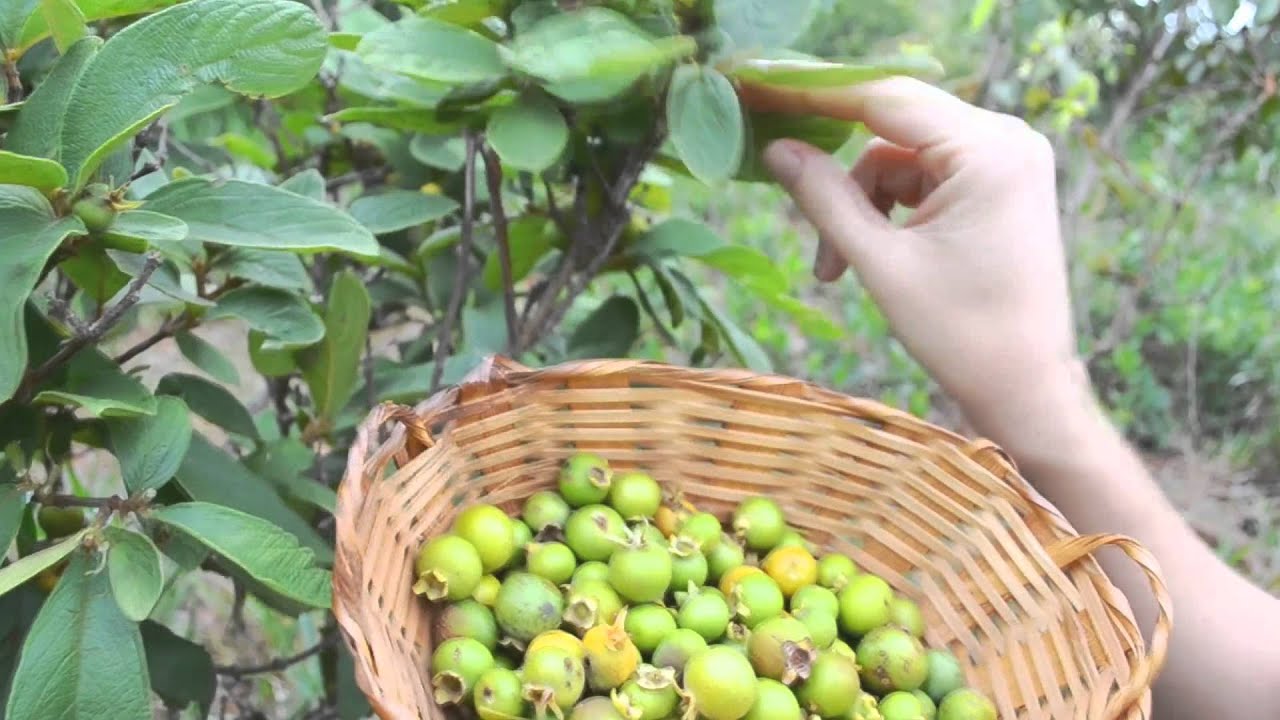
[38,493,114,509]
[214,631,338,678]
[20,253,163,399]
[430,132,479,393]
[480,143,519,352]
[3,54,21,104]
[628,269,678,346]
[113,313,191,365]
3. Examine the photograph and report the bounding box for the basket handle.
[1047,533,1173,719]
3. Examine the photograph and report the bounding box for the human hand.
[740,78,1094,449]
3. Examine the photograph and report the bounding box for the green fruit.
[796,650,860,718]
[608,537,672,604]
[527,542,577,584]
[936,689,995,720]
[732,497,786,552]
[668,536,708,591]
[613,665,679,720]
[651,628,707,676]
[492,653,518,671]
[746,615,814,683]
[413,534,483,602]
[510,520,534,563]
[706,533,746,583]
[791,585,839,618]
[564,579,624,633]
[683,646,758,720]
[625,603,678,655]
[430,637,495,705]
[474,667,528,719]
[678,512,722,553]
[732,573,784,629]
[524,490,572,532]
[572,560,611,586]
[677,588,732,642]
[879,691,927,720]
[473,575,502,606]
[72,196,117,233]
[743,677,803,720]
[37,506,86,539]
[565,505,627,562]
[888,596,926,638]
[493,572,565,643]
[635,521,668,549]
[793,605,838,649]
[913,690,938,720]
[838,574,893,637]
[570,696,627,720]
[856,626,927,694]
[453,504,517,573]
[830,638,856,661]
[921,650,965,704]
[435,600,499,650]
[560,452,613,506]
[850,692,882,720]
[522,646,586,716]
[817,554,858,591]
[774,529,813,552]
[609,471,662,519]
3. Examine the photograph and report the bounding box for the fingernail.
[763,140,803,185]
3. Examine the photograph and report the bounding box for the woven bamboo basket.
[333,356,1171,720]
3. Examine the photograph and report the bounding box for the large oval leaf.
[174,331,240,385]
[349,189,459,235]
[141,620,215,717]
[4,550,151,720]
[31,346,158,418]
[207,287,324,350]
[16,0,184,54]
[568,296,640,360]
[209,247,313,293]
[713,0,817,51]
[0,1,39,52]
[0,150,67,191]
[737,112,856,182]
[666,65,744,185]
[106,395,192,495]
[486,92,569,173]
[55,0,327,189]
[157,373,258,440]
[727,55,945,88]
[299,270,371,423]
[0,186,87,403]
[628,218,725,259]
[151,502,332,610]
[102,210,189,255]
[142,178,379,258]
[356,15,505,84]
[104,526,163,622]
[4,36,99,161]
[0,529,86,598]
[0,479,26,561]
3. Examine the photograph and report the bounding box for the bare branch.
[430,132,479,393]
[214,632,339,678]
[480,143,519,352]
[113,313,191,366]
[3,54,22,103]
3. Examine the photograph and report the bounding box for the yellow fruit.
[719,565,765,596]
[582,610,642,692]
[654,506,683,538]
[762,546,818,598]
[528,630,586,662]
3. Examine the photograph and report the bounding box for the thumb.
[763,139,902,280]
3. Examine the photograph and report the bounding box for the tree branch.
[113,312,191,366]
[19,253,163,399]
[215,631,338,678]
[3,53,22,104]
[480,143,519,352]
[430,132,478,393]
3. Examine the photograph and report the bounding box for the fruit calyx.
[522,684,563,720]
[432,670,467,706]
[780,640,818,685]
[412,569,449,600]
[564,593,601,633]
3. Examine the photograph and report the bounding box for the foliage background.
[1,0,1278,718]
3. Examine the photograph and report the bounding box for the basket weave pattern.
[334,358,1171,720]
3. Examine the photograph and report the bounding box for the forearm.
[960,365,1280,719]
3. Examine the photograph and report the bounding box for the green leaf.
[300,271,370,423]
[0,186,87,403]
[244,439,333,514]
[140,620,215,717]
[0,586,44,719]
[727,55,945,88]
[102,210,189,254]
[410,133,466,171]
[247,331,296,378]
[668,267,771,371]
[279,168,326,201]
[0,151,68,191]
[106,396,192,495]
[325,106,462,134]
[969,0,997,30]
[486,92,568,173]
[104,526,162,622]
[106,250,212,308]
[667,65,744,185]
[0,529,86,598]
[356,15,505,84]
[567,296,640,359]
[713,0,817,50]
[51,0,327,189]
[4,36,98,160]
[737,112,856,182]
[174,332,240,385]
[207,287,324,350]
[174,434,331,561]
[4,550,151,720]
[33,345,158,418]
[628,218,725,259]
[481,215,557,291]
[422,0,501,26]
[38,0,86,53]
[156,373,259,440]
[349,189,459,235]
[142,178,379,258]
[696,245,787,295]
[328,30,360,50]
[370,352,484,403]
[336,52,449,108]
[0,0,38,51]
[151,502,332,610]
[211,247,313,293]
[0,480,27,561]
[16,0,184,53]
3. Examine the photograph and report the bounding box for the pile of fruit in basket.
[414,452,997,720]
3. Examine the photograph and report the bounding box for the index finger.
[736,76,987,152]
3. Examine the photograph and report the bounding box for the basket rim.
[332,355,1172,720]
